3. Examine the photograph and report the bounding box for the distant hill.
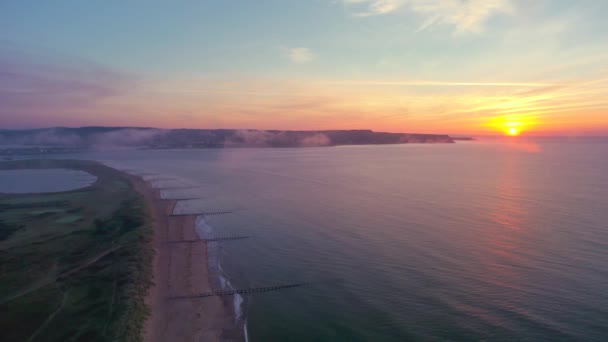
[0,127,454,150]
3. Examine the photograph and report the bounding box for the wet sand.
[129,176,234,342]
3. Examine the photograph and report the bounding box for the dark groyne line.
[170,211,233,217]
[121,169,150,174]
[130,172,159,177]
[146,177,178,182]
[168,283,306,300]
[154,186,200,190]
[165,236,251,244]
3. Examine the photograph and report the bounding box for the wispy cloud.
[321,80,552,87]
[135,71,608,134]
[0,46,134,127]
[341,0,514,33]
[342,0,402,16]
[285,47,316,64]
[3,44,606,135]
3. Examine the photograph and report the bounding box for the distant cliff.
[0,127,454,150]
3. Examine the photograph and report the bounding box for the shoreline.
[128,175,236,341]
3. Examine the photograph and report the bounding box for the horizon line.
[1,125,607,138]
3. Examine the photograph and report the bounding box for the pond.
[0,169,97,193]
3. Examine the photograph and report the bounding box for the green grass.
[0,160,154,342]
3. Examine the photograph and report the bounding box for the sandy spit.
[128,175,237,342]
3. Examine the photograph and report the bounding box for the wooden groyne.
[145,177,176,181]
[155,186,200,190]
[168,283,306,300]
[170,211,233,217]
[164,236,251,244]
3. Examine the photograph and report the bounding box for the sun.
[506,127,520,136]
[487,116,532,136]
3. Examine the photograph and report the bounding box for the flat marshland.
[0,160,153,342]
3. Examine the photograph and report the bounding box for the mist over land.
[0,126,455,151]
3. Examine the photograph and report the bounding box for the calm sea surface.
[65,140,607,340]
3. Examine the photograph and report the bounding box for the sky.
[1,0,607,136]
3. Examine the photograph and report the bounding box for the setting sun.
[486,115,534,137]
[507,127,520,136]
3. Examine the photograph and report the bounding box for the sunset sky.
[1,0,607,135]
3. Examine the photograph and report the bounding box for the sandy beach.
[129,176,236,342]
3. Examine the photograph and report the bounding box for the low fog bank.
[0,127,166,150]
[0,127,454,150]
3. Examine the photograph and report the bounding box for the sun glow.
[507,127,520,136]
[487,116,532,136]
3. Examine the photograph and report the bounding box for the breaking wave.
[195,215,248,340]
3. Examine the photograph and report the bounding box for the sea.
[31,138,608,340]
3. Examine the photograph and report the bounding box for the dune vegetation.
[0,160,153,342]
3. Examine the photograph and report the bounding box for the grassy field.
[0,160,153,342]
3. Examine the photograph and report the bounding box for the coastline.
[128,175,235,341]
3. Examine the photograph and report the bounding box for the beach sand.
[129,176,236,342]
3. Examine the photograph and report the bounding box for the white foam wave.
[244,322,250,342]
[234,292,244,321]
[195,215,248,339]
[195,215,213,238]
